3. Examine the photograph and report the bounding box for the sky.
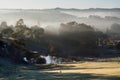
[0,0,120,9]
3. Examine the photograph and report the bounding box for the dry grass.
[44,62,120,76]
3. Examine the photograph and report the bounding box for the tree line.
[0,19,120,62]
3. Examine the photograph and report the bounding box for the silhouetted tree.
[1,27,14,37]
[0,21,8,28]
[58,21,105,56]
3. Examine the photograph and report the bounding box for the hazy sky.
[0,0,120,9]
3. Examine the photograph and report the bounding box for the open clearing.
[0,62,120,80]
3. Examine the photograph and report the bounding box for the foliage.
[0,20,109,58]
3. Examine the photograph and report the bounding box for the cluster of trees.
[107,23,120,40]
[59,22,98,49]
[1,19,120,65]
[108,23,120,34]
[42,21,108,57]
[0,19,46,64]
[0,19,114,59]
[0,19,44,41]
[57,22,107,56]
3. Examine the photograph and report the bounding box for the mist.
[0,8,120,33]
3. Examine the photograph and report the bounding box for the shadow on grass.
[30,64,120,71]
[35,64,75,70]
[1,64,120,80]
[1,71,120,80]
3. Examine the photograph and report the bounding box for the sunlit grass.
[44,62,120,76]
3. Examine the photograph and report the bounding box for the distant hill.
[0,9,77,24]
[44,7,120,12]
[0,8,120,31]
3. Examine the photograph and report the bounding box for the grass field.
[0,61,120,80]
